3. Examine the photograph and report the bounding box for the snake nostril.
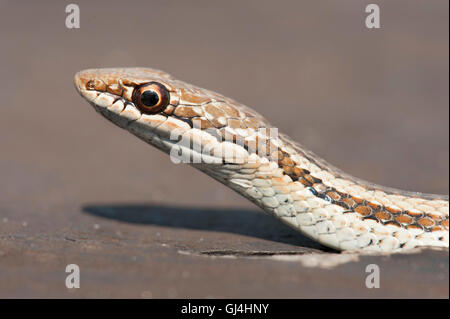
[86,80,95,90]
[85,79,107,91]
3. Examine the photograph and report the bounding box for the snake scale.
[75,68,449,253]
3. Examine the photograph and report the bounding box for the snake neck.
[192,132,448,251]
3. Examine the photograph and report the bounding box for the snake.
[74,67,449,253]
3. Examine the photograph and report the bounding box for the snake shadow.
[82,203,332,251]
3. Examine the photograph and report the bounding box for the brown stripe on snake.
[275,150,448,234]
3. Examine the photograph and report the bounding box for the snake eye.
[132,82,170,114]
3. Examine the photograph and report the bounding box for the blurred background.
[0,1,448,298]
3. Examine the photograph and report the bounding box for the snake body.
[75,68,449,252]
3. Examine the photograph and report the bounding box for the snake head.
[74,67,274,165]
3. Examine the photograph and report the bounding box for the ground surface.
[0,1,448,298]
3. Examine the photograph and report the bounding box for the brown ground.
[0,1,448,298]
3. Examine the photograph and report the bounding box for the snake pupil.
[141,90,159,107]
